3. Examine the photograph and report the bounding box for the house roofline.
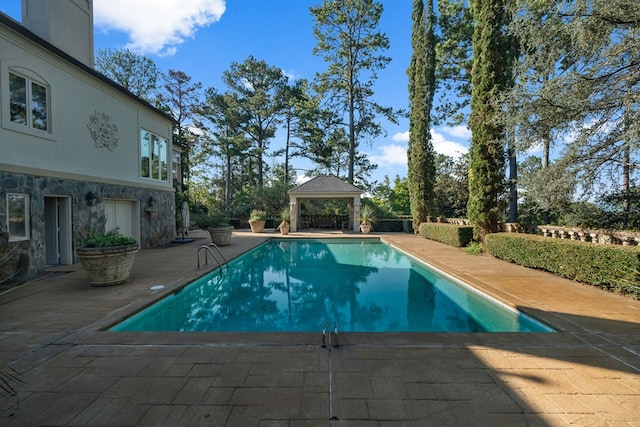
[0,12,176,125]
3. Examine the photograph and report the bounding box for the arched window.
[8,69,49,132]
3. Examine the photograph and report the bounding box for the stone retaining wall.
[443,219,640,247]
[0,171,176,280]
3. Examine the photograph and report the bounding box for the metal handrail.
[197,245,223,273]
[321,322,330,347]
[207,243,228,272]
[197,243,229,275]
[321,321,340,348]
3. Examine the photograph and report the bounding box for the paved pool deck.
[1,229,639,426]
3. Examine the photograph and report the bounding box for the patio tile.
[1,230,640,425]
[201,386,235,405]
[130,377,188,405]
[136,404,188,426]
[172,377,214,405]
[180,405,233,426]
[262,387,304,419]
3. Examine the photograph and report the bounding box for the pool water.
[111,239,554,333]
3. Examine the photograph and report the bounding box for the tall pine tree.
[407,0,437,230]
[467,0,509,240]
[310,0,396,185]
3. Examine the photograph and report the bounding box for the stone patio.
[1,229,639,426]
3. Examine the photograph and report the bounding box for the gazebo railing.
[301,215,350,230]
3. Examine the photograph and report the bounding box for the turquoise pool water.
[111,239,554,333]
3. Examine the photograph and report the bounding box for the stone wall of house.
[0,171,176,280]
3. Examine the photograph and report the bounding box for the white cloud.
[366,127,469,179]
[431,129,468,158]
[296,175,312,185]
[392,131,409,142]
[94,0,226,56]
[439,125,471,140]
[369,144,408,168]
[383,128,468,159]
[282,69,298,82]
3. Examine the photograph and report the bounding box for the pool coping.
[53,231,639,357]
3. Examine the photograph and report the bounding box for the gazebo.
[288,175,363,232]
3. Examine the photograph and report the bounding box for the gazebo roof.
[288,175,363,195]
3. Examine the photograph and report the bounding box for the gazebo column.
[289,197,298,232]
[353,196,361,232]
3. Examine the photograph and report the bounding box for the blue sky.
[2,0,470,184]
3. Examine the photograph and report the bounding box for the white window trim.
[1,61,54,140]
[140,128,169,182]
[172,148,182,183]
[7,193,30,242]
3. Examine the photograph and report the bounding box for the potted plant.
[76,228,138,287]
[278,207,291,235]
[359,205,377,234]
[249,209,267,233]
[194,210,233,246]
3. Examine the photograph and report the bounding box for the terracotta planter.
[249,220,266,233]
[360,224,372,234]
[77,244,139,286]
[208,226,234,246]
[279,222,290,235]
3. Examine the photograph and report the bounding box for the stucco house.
[1,1,179,281]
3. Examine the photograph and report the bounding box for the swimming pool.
[111,239,554,333]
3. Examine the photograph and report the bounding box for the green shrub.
[485,233,640,298]
[374,219,413,232]
[84,228,137,248]
[249,209,267,221]
[418,223,474,247]
[464,241,484,255]
[193,210,230,228]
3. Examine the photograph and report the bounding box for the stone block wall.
[0,171,176,280]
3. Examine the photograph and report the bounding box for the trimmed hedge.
[374,219,413,232]
[419,222,474,247]
[485,233,640,299]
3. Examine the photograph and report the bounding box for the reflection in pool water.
[111,239,554,333]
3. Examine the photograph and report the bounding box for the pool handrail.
[197,243,228,274]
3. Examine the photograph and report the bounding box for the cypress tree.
[467,0,508,240]
[407,0,437,230]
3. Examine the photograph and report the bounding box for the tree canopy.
[310,0,397,184]
[92,0,640,232]
[222,56,288,189]
[95,48,160,101]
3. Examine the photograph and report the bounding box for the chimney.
[22,0,94,68]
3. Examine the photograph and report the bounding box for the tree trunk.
[225,150,232,214]
[348,69,356,185]
[508,128,518,223]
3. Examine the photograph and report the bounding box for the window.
[140,130,168,181]
[7,193,29,242]
[9,71,49,131]
[172,149,182,184]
